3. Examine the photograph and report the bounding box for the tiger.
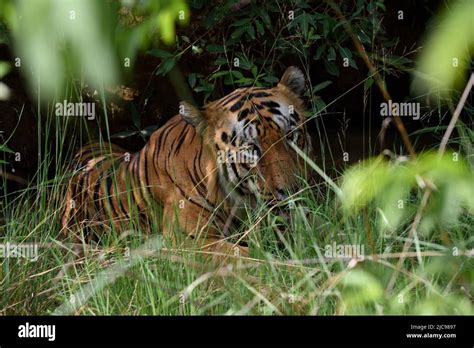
[61,66,312,260]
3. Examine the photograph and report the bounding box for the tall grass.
[0,88,472,315]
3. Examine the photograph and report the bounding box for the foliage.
[0,144,14,165]
[173,0,408,103]
[341,152,474,234]
[412,0,474,96]
[0,0,188,101]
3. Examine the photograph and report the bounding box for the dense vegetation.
[0,0,472,315]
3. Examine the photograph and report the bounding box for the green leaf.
[206,44,226,53]
[231,26,247,39]
[313,97,327,113]
[188,73,197,88]
[375,1,386,11]
[348,58,358,69]
[358,30,371,44]
[214,57,228,65]
[247,25,256,40]
[338,47,352,59]
[263,75,279,84]
[315,46,325,60]
[386,55,412,67]
[341,156,390,212]
[299,13,309,36]
[342,152,474,234]
[0,62,11,79]
[147,49,175,59]
[230,18,252,27]
[155,57,176,76]
[324,60,339,76]
[234,77,254,85]
[412,0,474,95]
[328,47,336,61]
[111,130,139,139]
[209,70,230,80]
[341,270,383,309]
[231,70,244,79]
[322,18,329,36]
[312,80,332,93]
[140,125,159,136]
[251,66,258,78]
[259,9,271,27]
[0,145,15,154]
[191,45,203,54]
[255,20,264,35]
[364,77,374,89]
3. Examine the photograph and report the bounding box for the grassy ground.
[1,100,473,315]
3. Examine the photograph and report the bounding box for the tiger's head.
[181,66,311,207]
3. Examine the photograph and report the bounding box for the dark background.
[0,0,449,189]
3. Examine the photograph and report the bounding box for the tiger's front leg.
[161,202,248,264]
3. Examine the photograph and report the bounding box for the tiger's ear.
[278,66,305,96]
[179,101,204,127]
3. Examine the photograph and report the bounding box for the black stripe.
[234,182,246,196]
[292,111,301,122]
[142,145,150,191]
[156,118,181,153]
[117,170,130,217]
[152,119,181,175]
[93,173,103,214]
[268,108,282,115]
[230,161,239,181]
[104,174,121,218]
[237,108,250,121]
[261,100,280,108]
[247,91,272,98]
[193,155,204,190]
[186,167,207,202]
[231,130,238,146]
[220,92,242,106]
[174,123,190,155]
[252,103,264,111]
[196,145,204,178]
[229,98,246,112]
